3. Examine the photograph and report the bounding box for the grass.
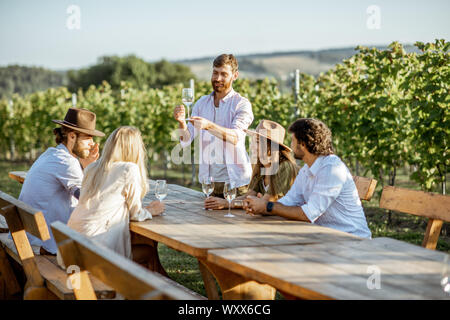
[1,160,449,298]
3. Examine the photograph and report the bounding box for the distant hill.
[0,45,421,98]
[0,65,67,99]
[177,45,420,80]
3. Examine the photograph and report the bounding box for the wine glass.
[182,88,194,120]
[441,255,450,296]
[223,182,236,218]
[155,180,168,216]
[201,177,215,210]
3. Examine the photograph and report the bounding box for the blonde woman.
[60,126,164,264]
[204,120,298,209]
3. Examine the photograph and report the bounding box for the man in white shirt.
[174,54,254,196]
[18,108,105,255]
[244,118,372,239]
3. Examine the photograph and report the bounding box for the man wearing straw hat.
[174,54,253,197]
[18,108,105,255]
[244,118,371,239]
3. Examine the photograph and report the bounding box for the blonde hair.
[80,126,149,206]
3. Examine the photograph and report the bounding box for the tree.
[68,55,195,91]
[0,65,65,98]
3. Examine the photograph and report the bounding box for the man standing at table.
[244,118,372,239]
[18,108,105,255]
[173,54,254,197]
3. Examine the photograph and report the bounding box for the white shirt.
[209,105,229,182]
[278,155,372,239]
[180,89,254,188]
[18,144,83,254]
[66,162,152,259]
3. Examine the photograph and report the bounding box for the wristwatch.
[266,201,274,213]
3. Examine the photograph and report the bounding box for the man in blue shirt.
[19,108,105,255]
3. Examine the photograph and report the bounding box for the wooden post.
[72,93,77,108]
[291,70,300,118]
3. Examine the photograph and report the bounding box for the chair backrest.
[0,190,53,299]
[353,176,378,201]
[380,186,450,250]
[51,221,199,300]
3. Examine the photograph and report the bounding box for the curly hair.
[288,118,334,156]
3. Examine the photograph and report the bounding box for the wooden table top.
[8,171,27,184]
[207,237,450,300]
[130,183,361,259]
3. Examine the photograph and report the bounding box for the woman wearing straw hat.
[204,120,298,210]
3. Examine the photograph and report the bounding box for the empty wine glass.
[223,182,236,218]
[182,88,194,120]
[201,177,214,210]
[155,180,167,216]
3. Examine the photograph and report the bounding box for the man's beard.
[72,137,89,159]
[211,79,232,93]
[293,149,304,161]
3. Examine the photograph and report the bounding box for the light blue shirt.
[18,144,83,254]
[278,155,372,239]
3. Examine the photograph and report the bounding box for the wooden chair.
[0,190,115,299]
[8,171,26,185]
[380,186,450,250]
[1,172,27,233]
[353,176,378,201]
[51,221,200,300]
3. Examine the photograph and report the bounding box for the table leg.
[198,260,220,300]
[130,232,168,277]
[198,259,276,300]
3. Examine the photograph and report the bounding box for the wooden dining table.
[207,237,450,300]
[130,183,363,300]
[9,172,448,300]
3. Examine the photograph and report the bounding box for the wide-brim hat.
[245,119,292,152]
[52,108,105,137]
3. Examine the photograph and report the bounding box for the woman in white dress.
[58,126,164,266]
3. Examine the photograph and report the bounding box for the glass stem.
[228,200,231,215]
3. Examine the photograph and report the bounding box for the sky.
[0,0,449,70]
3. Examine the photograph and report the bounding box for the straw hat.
[245,120,292,152]
[52,108,105,137]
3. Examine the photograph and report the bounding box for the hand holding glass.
[201,177,215,210]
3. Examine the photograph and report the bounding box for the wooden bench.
[380,186,450,250]
[353,176,377,201]
[0,190,115,299]
[51,221,201,300]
